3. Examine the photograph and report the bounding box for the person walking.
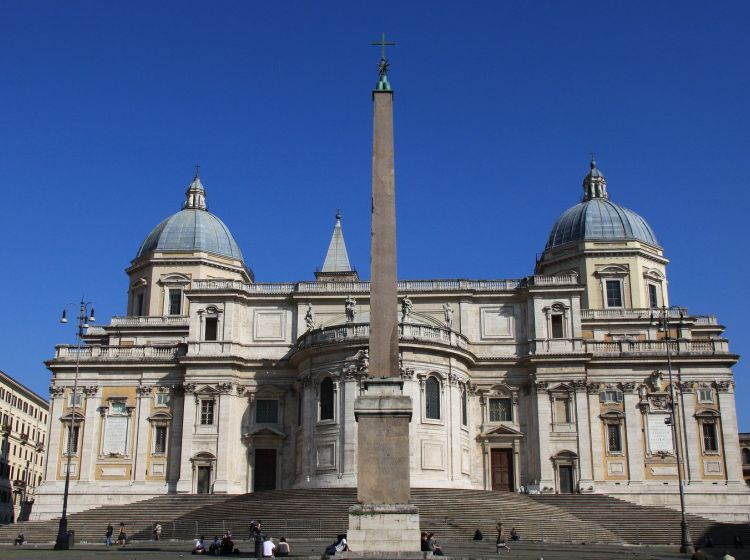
[496,522,510,552]
[153,522,162,541]
[117,522,127,546]
[105,523,114,546]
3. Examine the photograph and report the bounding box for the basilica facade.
[36,153,746,522]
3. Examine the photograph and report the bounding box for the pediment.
[478,424,524,439]
[244,426,287,438]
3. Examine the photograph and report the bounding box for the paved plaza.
[1,540,749,559]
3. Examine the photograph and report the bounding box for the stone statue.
[345,295,356,323]
[443,303,454,328]
[638,385,647,399]
[401,296,413,323]
[305,303,316,331]
[650,370,665,392]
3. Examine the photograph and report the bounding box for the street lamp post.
[54,299,95,550]
[651,305,694,554]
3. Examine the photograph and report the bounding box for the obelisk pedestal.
[347,40,420,554]
[347,379,419,552]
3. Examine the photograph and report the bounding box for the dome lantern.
[582,155,608,201]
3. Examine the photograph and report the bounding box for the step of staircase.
[0,489,746,547]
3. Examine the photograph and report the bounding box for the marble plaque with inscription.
[647,415,674,453]
[103,416,129,455]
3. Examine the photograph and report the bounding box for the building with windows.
[0,370,48,524]
[740,433,750,485]
[34,80,746,523]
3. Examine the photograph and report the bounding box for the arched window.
[426,377,441,420]
[320,378,334,421]
[743,448,750,465]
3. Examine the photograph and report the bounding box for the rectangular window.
[200,400,214,425]
[702,422,718,452]
[204,317,218,341]
[156,393,171,407]
[648,284,659,309]
[600,390,623,404]
[461,389,468,426]
[66,425,80,455]
[110,401,127,414]
[297,395,303,427]
[135,293,144,316]
[554,397,571,423]
[255,399,278,423]
[168,289,182,315]
[550,314,564,338]
[697,388,713,404]
[489,398,512,422]
[606,280,623,308]
[154,426,167,454]
[607,423,622,452]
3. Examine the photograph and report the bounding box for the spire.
[316,210,359,281]
[582,154,608,201]
[183,166,207,210]
[371,32,396,91]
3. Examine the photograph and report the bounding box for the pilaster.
[78,387,100,482]
[623,390,644,483]
[679,384,701,484]
[587,389,605,482]
[717,382,743,483]
[133,386,152,482]
[176,385,196,493]
[213,386,233,492]
[534,383,554,488]
[574,381,593,489]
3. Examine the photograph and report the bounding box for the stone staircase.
[530,494,750,546]
[1,489,747,546]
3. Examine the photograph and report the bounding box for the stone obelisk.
[347,35,420,554]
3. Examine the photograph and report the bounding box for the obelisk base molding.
[347,503,421,554]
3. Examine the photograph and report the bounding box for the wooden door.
[254,449,277,491]
[559,465,574,494]
[491,448,514,492]
[196,466,211,494]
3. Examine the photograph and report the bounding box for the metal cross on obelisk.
[348,34,420,553]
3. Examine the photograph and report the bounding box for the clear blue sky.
[1,1,748,428]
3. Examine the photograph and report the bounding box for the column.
[623,389,644,484]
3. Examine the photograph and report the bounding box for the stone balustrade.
[110,316,190,326]
[191,274,578,295]
[583,338,729,355]
[54,344,184,361]
[580,308,689,320]
[295,322,469,352]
